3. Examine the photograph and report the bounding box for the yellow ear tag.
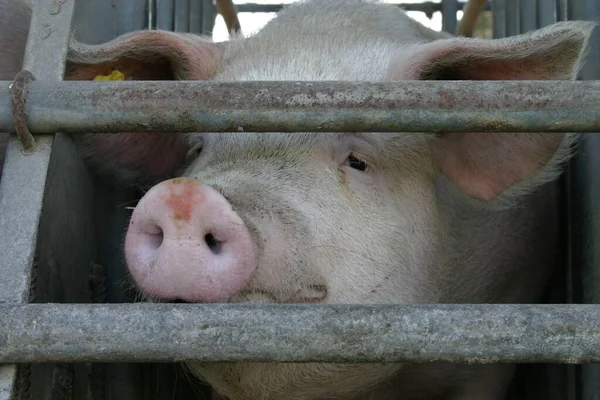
[93,69,126,81]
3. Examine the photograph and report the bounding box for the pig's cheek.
[246,220,300,289]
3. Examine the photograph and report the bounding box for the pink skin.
[124,177,257,303]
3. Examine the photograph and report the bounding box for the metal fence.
[0,0,599,399]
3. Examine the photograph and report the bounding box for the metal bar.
[556,0,567,21]
[493,0,507,38]
[235,1,492,16]
[520,0,537,33]
[155,0,174,31]
[567,0,600,398]
[506,0,520,36]
[189,0,202,34]
[570,135,600,400]
[0,0,75,398]
[1,80,600,133]
[442,0,458,34]
[537,0,556,27]
[174,0,189,32]
[1,304,600,364]
[201,0,215,35]
[147,0,155,30]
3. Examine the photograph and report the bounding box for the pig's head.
[68,1,594,398]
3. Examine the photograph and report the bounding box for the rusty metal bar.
[0,80,599,134]
[1,303,600,364]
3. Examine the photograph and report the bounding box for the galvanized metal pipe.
[0,0,76,398]
[442,0,458,34]
[492,0,507,38]
[1,304,600,364]
[235,1,492,16]
[155,0,174,31]
[1,80,599,133]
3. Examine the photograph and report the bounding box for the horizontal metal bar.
[235,1,492,17]
[1,304,600,364]
[0,80,599,133]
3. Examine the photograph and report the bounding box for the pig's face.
[151,132,440,399]
[183,132,440,305]
[124,132,443,400]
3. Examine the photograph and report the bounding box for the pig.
[0,0,595,399]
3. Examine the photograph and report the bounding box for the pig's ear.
[65,31,224,181]
[388,21,594,81]
[428,133,577,201]
[387,21,593,201]
[66,30,223,80]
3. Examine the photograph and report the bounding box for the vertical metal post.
[189,0,203,34]
[0,0,75,398]
[541,2,579,399]
[442,0,458,34]
[201,0,216,35]
[519,0,537,33]
[556,0,568,21]
[568,0,600,398]
[537,0,557,27]
[492,0,507,38]
[156,0,174,30]
[174,0,190,32]
[505,0,520,35]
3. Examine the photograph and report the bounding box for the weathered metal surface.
[492,0,507,38]
[0,0,75,305]
[505,0,519,36]
[0,80,599,133]
[569,135,600,400]
[202,0,215,35]
[567,0,600,398]
[155,0,174,31]
[0,0,76,398]
[520,0,537,33]
[189,0,203,34]
[174,0,189,32]
[1,304,600,364]
[536,0,556,28]
[236,1,492,16]
[442,0,458,34]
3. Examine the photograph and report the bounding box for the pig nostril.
[204,233,222,255]
[149,230,164,250]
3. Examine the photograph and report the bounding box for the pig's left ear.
[387,21,594,201]
[65,31,225,182]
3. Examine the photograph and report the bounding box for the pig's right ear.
[387,21,594,202]
[388,20,594,81]
[65,31,225,182]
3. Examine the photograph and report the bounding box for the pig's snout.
[124,177,256,303]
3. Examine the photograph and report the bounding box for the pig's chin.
[188,362,401,400]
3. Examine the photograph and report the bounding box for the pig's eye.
[346,154,369,172]
[185,143,204,161]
